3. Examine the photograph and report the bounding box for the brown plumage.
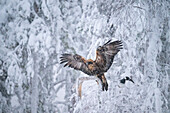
[60,40,123,91]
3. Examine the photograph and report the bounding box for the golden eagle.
[60,40,123,91]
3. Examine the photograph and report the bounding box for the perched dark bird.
[60,40,123,91]
[120,76,134,84]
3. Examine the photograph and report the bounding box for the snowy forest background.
[0,0,170,113]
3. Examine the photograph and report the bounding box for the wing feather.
[95,40,123,72]
[60,54,92,75]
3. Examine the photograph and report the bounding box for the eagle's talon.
[105,82,108,91]
[102,83,105,91]
[101,82,108,91]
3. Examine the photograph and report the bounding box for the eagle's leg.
[102,74,108,91]
[97,74,108,91]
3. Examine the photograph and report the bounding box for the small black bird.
[120,76,134,84]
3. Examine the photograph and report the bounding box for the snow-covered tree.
[0,0,169,113]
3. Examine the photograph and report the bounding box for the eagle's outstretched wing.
[60,54,92,75]
[95,40,123,72]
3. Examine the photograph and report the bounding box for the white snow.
[0,0,169,113]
